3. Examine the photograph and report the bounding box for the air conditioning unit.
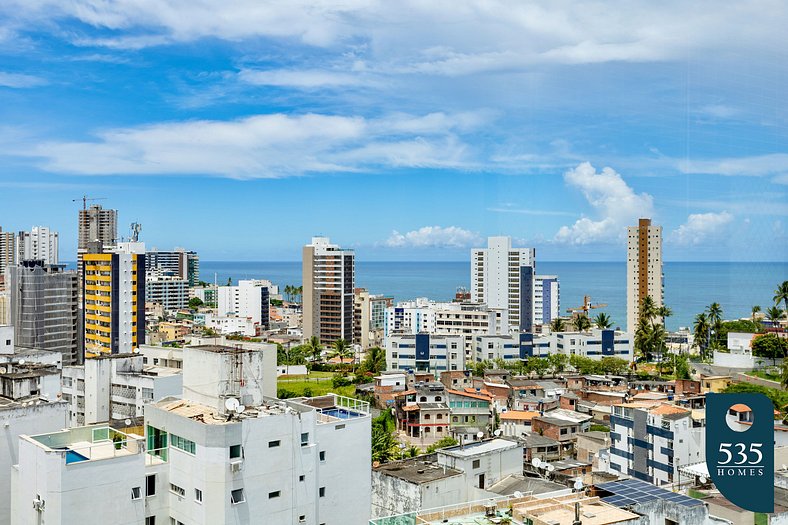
[230,460,243,473]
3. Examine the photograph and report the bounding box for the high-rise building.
[535,275,560,326]
[83,242,145,357]
[0,226,15,270]
[626,218,663,333]
[217,279,271,330]
[6,260,80,365]
[77,204,118,292]
[145,248,200,286]
[302,237,355,344]
[17,226,59,265]
[353,288,393,350]
[145,269,189,311]
[471,236,536,332]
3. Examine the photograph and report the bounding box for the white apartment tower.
[626,218,663,333]
[302,237,355,344]
[18,226,59,265]
[0,226,15,269]
[471,236,536,332]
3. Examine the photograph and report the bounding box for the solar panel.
[597,478,704,508]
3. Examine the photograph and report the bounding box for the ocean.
[199,261,788,331]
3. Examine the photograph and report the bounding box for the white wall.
[0,325,14,355]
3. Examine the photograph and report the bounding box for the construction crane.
[566,295,608,315]
[72,195,107,210]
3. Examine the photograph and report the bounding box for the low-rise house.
[701,375,732,393]
[373,372,408,409]
[499,410,539,438]
[566,375,627,392]
[559,390,580,410]
[447,389,493,441]
[674,378,701,397]
[576,430,611,466]
[439,370,474,390]
[521,433,561,462]
[395,382,450,446]
[531,416,579,458]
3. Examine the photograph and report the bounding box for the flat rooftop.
[439,438,520,458]
[373,455,462,484]
[23,426,143,464]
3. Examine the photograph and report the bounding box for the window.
[170,484,185,497]
[171,434,196,454]
[435,396,442,402]
[319,487,326,497]
[420,396,427,402]
[299,475,305,482]
[268,491,280,499]
[319,451,326,461]
[424,414,431,420]
[230,444,243,459]
[560,428,568,435]
[472,459,480,469]
[145,517,156,525]
[195,488,203,502]
[269,440,280,448]
[131,487,141,500]
[146,474,156,497]
[301,433,309,446]
[231,489,245,504]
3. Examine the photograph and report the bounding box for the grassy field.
[276,378,356,398]
[278,371,335,381]
[746,370,782,382]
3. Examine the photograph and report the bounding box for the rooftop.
[595,478,704,509]
[500,410,539,421]
[440,438,520,458]
[521,433,560,447]
[22,426,143,465]
[373,455,462,484]
[486,475,568,497]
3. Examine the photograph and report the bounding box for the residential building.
[203,313,258,336]
[76,204,118,292]
[446,389,493,441]
[217,279,272,330]
[475,333,551,362]
[384,297,437,335]
[83,241,145,357]
[471,236,536,331]
[499,410,539,438]
[554,329,633,360]
[191,284,218,307]
[17,226,59,265]
[6,260,81,365]
[576,430,611,466]
[302,236,355,344]
[61,353,182,426]
[473,329,632,364]
[145,269,189,311]
[353,288,392,350]
[626,217,663,333]
[609,402,705,485]
[145,248,200,286]
[144,344,369,525]
[0,226,15,269]
[531,416,581,458]
[394,381,450,446]
[534,275,560,326]
[700,375,732,393]
[372,372,408,409]
[386,333,466,373]
[521,433,561,462]
[371,439,526,519]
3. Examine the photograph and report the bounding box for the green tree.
[328,339,354,371]
[774,281,788,315]
[752,305,762,325]
[426,436,459,453]
[671,353,691,380]
[569,354,601,375]
[473,360,493,377]
[599,357,629,375]
[693,312,710,359]
[572,314,592,332]
[188,297,204,310]
[752,333,788,365]
[525,357,550,377]
[707,302,724,348]
[371,411,398,463]
[547,353,568,375]
[550,318,565,332]
[634,317,654,362]
[360,346,387,375]
[766,306,785,324]
[306,336,323,363]
[593,312,613,329]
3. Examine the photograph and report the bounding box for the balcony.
[26,426,143,465]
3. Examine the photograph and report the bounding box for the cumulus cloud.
[28,111,483,178]
[554,162,654,244]
[0,72,47,88]
[670,211,734,245]
[238,69,365,88]
[385,226,481,248]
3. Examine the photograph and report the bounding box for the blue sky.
[0,1,786,261]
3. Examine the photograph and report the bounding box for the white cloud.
[0,72,47,88]
[554,162,654,244]
[385,226,481,248]
[238,69,365,88]
[678,153,788,178]
[670,211,734,245]
[27,111,483,178]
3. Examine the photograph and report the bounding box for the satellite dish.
[18,360,25,365]
[513,491,524,498]
[574,479,584,491]
[236,405,246,414]
[225,398,240,412]
[476,431,485,439]
[783,464,788,471]
[124,419,132,426]
[699,476,707,484]
[494,429,502,437]
[0,367,6,374]
[546,464,555,472]
[532,458,542,468]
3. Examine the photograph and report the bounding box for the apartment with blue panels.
[608,402,705,486]
[386,333,466,374]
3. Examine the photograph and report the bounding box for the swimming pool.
[65,450,89,464]
[321,408,363,419]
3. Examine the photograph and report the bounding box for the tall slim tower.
[17,226,59,265]
[302,237,355,345]
[471,236,536,331]
[77,204,118,290]
[626,218,663,333]
[83,242,145,357]
[0,227,16,270]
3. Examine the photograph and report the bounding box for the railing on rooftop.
[369,494,532,525]
[31,426,144,465]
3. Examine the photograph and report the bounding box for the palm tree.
[639,295,657,323]
[752,305,762,324]
[693,313,709,359]
[329,339,354,371]
[634,317,653,362]
[284,285,293,303]
[593,312,613,329]
[295,285,303,304]
[573,314,592,332]
[706,302,723,347]
[774,281,788,315]
[550,317,565,332]
[656,305,673,323]
[306,336,323,363]
[766,306,785,323]
[361,346,387,374]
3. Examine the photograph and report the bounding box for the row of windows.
[170,434,196,455]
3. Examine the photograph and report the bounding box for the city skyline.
[0,3,786,262]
